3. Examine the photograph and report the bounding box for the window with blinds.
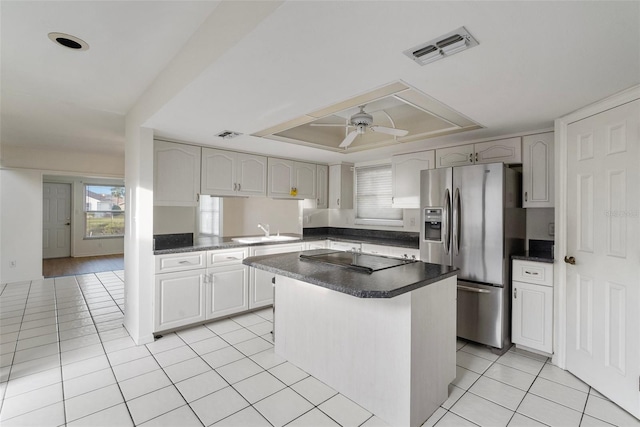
[199,195,221,236]
[355,164,403,226]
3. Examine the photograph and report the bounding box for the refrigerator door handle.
[443,189,451,254]
[453,187,461,255]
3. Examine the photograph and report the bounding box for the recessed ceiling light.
[48,32,89,51]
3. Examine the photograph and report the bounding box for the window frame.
[83,184,125,239]
[354,163,403,227]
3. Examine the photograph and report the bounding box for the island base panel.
[274,275,456,427]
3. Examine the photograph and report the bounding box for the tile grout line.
[65,273,136,426]
[0,279,32,418]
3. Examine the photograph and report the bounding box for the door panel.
[566,99,639,418]
[43,182,71,259]
[453,163,504,285]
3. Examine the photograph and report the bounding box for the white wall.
[0,168,43,283]
[2,144,124,176]
[123,126,155,345]
[43,175,125,257]
[526,208,555,246]
[222,198,302,236]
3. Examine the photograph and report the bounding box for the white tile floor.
[1,272,639,427]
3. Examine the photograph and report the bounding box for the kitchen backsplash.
[222,198,302,236]
[302,207,420,233]
[526,208,555,246]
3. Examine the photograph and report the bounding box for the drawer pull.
[225,256,240,260]
[178,260,194,265]
[524,270,539,275]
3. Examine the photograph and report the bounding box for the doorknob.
[564,256,576,265]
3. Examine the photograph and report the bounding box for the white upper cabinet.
[201,148,266,197]
[474,137,522,164]
[392,150,435,208]
[316,164,329,209]
[154,141,201,206]
[268,158,316,199]
[294,161,316,199]
[329,163,353,209]
[523,132,554,208]
[435,137,522,168]
[435,144,474,168]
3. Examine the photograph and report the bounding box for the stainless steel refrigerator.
[420,163,525,351]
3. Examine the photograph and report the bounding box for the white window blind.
[355,164,403,224]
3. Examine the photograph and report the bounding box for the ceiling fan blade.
[309,123,350,127]
[370,125,409,137]
[339,131,358,148]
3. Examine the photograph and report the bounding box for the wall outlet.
[10,260,16,268]
[548,222,555,236]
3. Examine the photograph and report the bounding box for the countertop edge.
[511,254,555,264]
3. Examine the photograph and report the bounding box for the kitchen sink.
[231,235,299,244]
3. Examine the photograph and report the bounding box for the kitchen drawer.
[512,260,553,286]
[155,251,206,273]
[207,247,248,267]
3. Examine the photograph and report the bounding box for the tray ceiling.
[253,81,482,153]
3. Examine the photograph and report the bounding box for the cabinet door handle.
[524,270,538,275]
[469,153,473,162]
[525,191,528,202]
[475,152,478,162]
[225,256,240,260]
[514,288,517,299]
[238,183,241,191]
[337,198,340,206]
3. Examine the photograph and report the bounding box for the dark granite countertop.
[154,228,418,255]
[243,249,458,299]
[511,239,554,264]
[511,252,555,264]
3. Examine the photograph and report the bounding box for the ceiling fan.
[310,105,409,148]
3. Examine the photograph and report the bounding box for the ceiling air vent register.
[404,26,478,66]
[216,130,242,139]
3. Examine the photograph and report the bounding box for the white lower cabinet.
[249,243,304,309]
[362,243,419,259]
[361,243,390,256]
[205,264,249,319]
[328,240,361,252]
[155,247,249,332]
[388,246,419,259]
[304,240,328,250]
[155,269,207,332]
[512,260,553,353]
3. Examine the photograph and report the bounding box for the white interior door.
[565,99,639,418]
[43,182,72,259]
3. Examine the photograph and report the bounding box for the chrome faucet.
[257,223,270,237]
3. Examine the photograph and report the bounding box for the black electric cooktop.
[299,251,417,274]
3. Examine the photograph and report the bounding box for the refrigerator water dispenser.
[423,208,443,241]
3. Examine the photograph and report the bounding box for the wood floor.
[43,254,124,278]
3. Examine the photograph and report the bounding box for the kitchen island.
[244,250,458,427]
